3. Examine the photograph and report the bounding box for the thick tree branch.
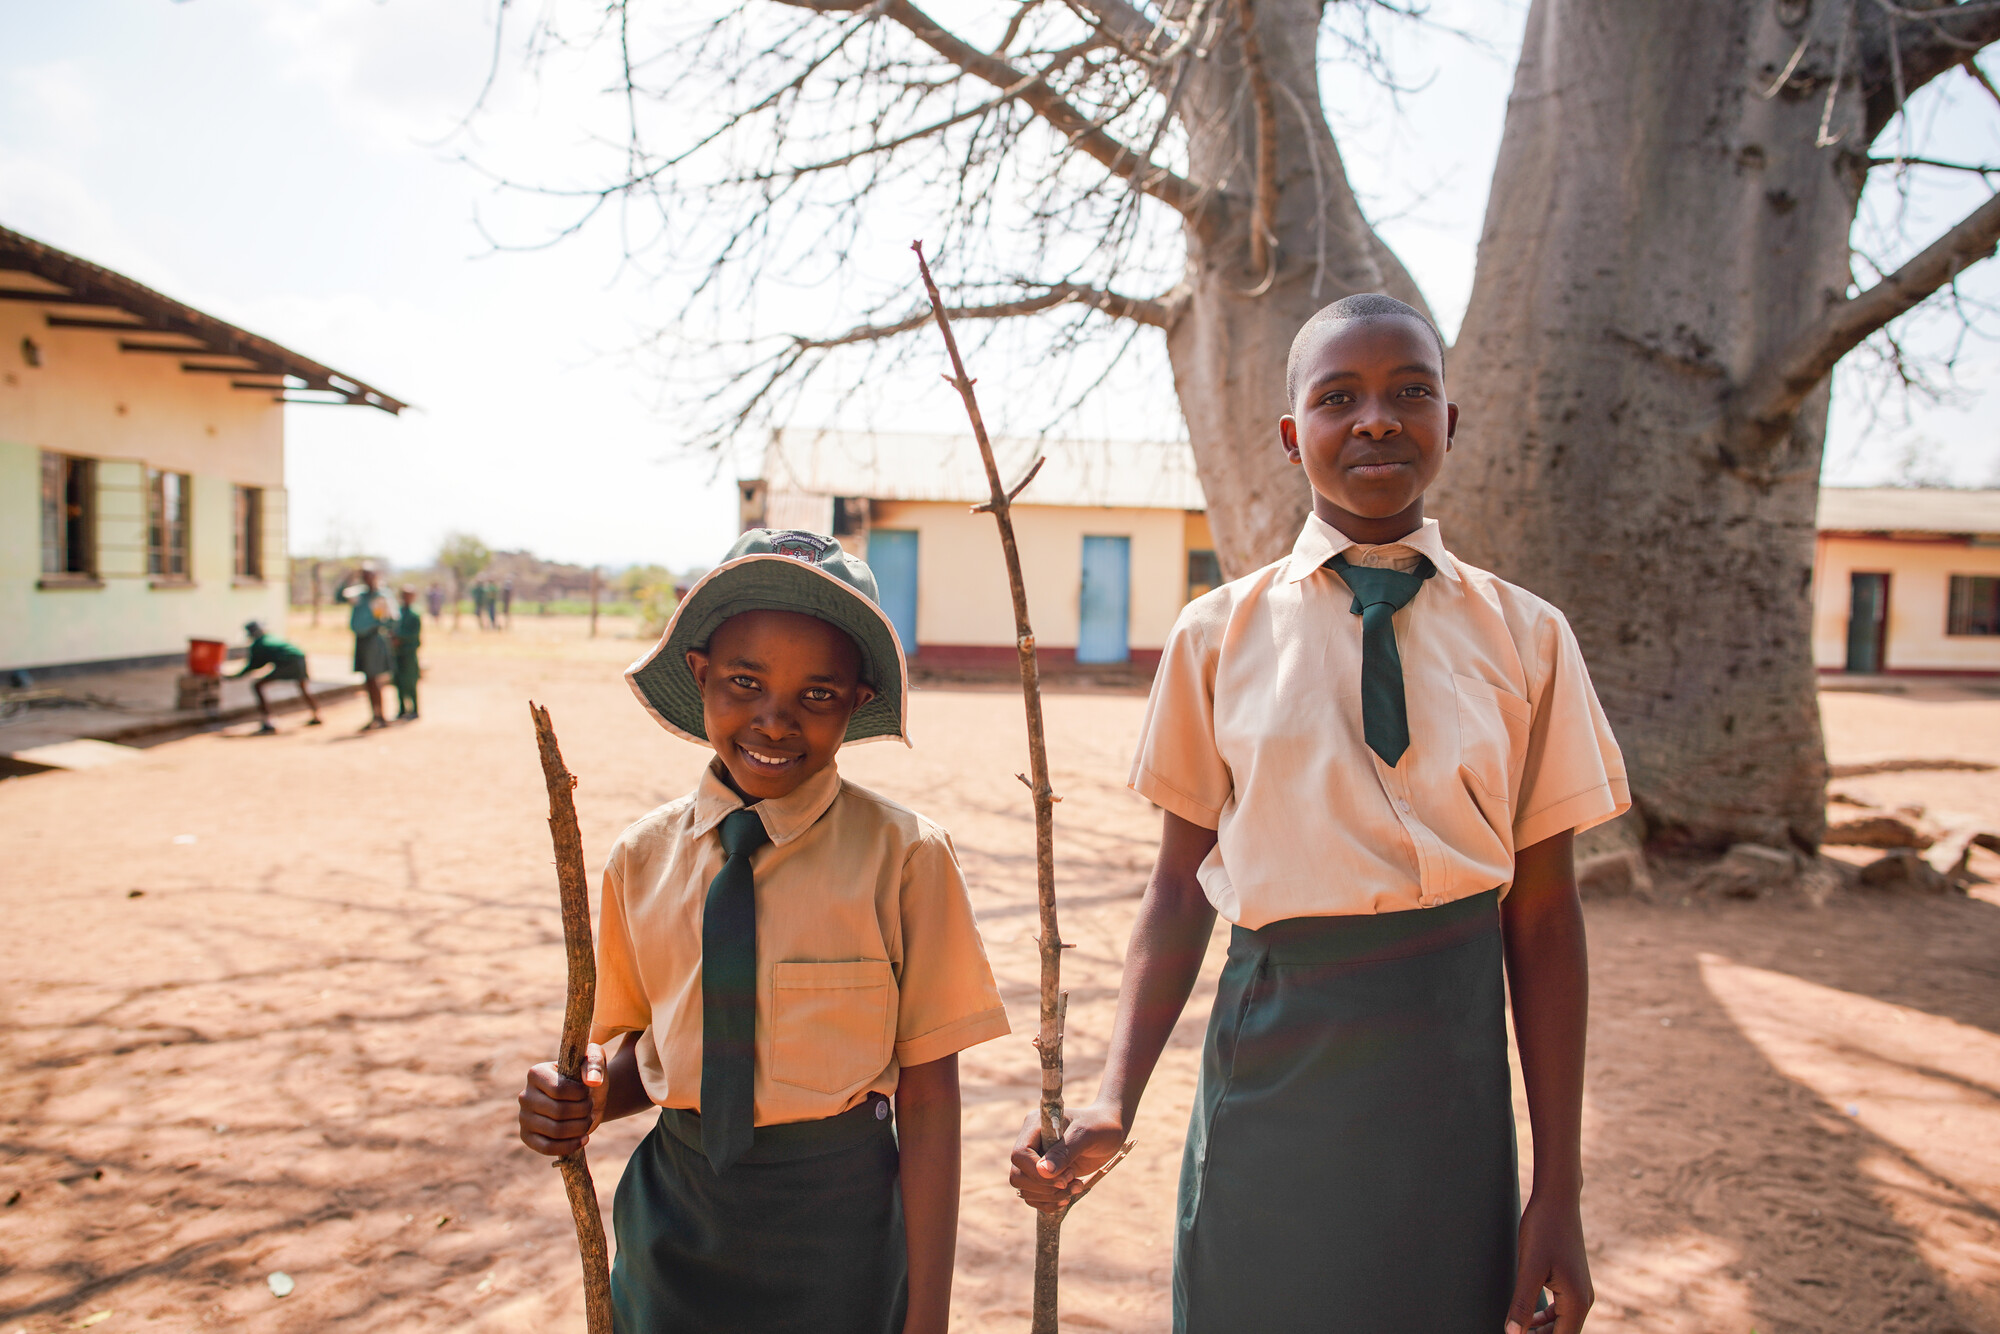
[776,0,1210,220]
[1236,0,1281,281]
[798,282,1177,351]
[1736,188,2000,446]
[1858,3,2000,140]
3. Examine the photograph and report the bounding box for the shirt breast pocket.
[1453,673,1533,807]
[770,959,896,1095]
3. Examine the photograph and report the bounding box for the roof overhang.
[0,224,406,414]
[1816,487,1999,538]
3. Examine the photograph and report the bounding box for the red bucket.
[187,638,227,676]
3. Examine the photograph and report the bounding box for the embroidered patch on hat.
[769,531,836,563]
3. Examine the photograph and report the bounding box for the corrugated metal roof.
[1817,487,1999,535]
[764,428,1207,511]
[0,223,405,413]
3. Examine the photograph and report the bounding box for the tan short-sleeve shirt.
[1130,515,1629,927]
[590,759,1010,1125]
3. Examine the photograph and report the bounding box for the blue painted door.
[869,529,920,657]
[1077,535,1131,664]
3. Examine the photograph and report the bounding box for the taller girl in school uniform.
[1010,295,1628,1334]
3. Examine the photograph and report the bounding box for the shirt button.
[1396,800,1412,814]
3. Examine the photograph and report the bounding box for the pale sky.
[2,1,1993,571]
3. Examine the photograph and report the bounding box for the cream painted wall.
[1813,535,2000,672]
[1,302,285,483]
[1185,510,1213,556]
[864,501,1188,651]
[1,297,291,669]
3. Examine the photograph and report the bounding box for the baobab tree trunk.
[1434,0,1882,854]
[1163,0,1429,577]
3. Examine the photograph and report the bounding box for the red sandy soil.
[3,618,1997,1333]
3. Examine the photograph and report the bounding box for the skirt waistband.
[1230,889,1500,968]
[657,1092,893,1165]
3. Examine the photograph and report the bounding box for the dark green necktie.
[701,807,770,1173]
[1328,553,1436,767]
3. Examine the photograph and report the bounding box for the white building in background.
[742,429,1217,670]
[0,224,403,675]
[743,440,2000,681]
[1814,487,2000,676]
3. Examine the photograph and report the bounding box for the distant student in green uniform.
[391,586,422,722]
[1011,296,1629,1334]
[517,529,1009,1334]
[337,564,394,731]
[234,620,321,735]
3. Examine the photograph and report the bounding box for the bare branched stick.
[913,241,1128,1334]
[530,702,614,1334]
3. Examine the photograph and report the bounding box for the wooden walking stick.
[529,702,615,1334]
[913,243,1132,1334]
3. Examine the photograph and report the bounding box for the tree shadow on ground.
[1583,898,2000,1333]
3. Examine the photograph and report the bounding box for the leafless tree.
[478,0,2000,854]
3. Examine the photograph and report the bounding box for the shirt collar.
[690,757,844,847]
[1281,513,1460,584]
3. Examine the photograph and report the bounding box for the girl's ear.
[685,647,711,692]
[852,682,877,711]
[1446,401,1459,450]
[1279,414,1302,464]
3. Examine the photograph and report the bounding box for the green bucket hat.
[626,529,909,747]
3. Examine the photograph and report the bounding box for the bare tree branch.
[711,39,1106,186]
[1964,50,2000,104]
[771,0,1213,220]
[1736,187,2000,448]
[1063,0,1157,49]
[1868,153,2000,172]
[797,281,1178,350]
[1236,0,1281,282]
[1855,2,2000,139]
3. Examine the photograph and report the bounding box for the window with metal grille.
[234,485,264,579]
[147,468,191,578]
[40,452,96,576]
[1947,575,2000,636]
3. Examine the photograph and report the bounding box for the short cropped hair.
[1284,294,1446,405]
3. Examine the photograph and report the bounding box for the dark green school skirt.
[610,1094,907,1334]
[1174,890,1519,1334]
[352,630,393,679]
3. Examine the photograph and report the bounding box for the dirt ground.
[4,617,1998,1333]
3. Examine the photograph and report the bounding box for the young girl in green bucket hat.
[518,529,1009,1334]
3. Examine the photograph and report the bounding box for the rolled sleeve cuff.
[896,1006,1011,1069]
[588,1019,646,1047]
[1130,767,1222,831]
[1514,777,1631,852]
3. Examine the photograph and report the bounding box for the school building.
[1,224,403,676]
[742,429,1216,670]
[1814,486,2000,676]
